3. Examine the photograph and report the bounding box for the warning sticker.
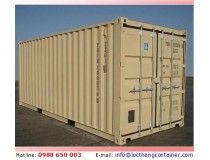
[144,43,148,50]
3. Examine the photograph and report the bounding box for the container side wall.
[84,29,92,126]
[78,30,85,124]
[57,35,62,116]
[24,43,27,103]
[26,43,30,104]
[45,38,49,112]
[91,28,99,129]
[22,43,25,102]
[28,42,31,105]
[49,37,53,113]
[31,41,34,106]
[38,40,42,108]
[19,44,22,102]
[19,23,115,136]
[20,43,24,102]
[53,36,57,114]
[32,41,36,107]
[41,39,45,110]
[67,33,73,119]
[98,26,106,132]
[24,43,26,103]
[73,32,78,121]
[34,40,38,107]
[62,34,68,118]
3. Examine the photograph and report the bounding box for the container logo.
[144,43,149,51]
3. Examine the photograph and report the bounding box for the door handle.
[162,86,170,90]
[129,86,153,93]
[161,85,180,90]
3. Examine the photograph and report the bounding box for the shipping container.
[19,17,186,145]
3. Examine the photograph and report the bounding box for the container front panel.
[156,34,185,126]
[121,27,157,135]
[120,26,185,136]
[19,24,114,135]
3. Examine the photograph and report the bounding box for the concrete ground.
[15,77,193,146]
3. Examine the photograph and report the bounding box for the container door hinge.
[103,65,107,73]
[96,98,99,103]
[120,62,125,67]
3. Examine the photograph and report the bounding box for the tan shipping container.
[19,17,186,145]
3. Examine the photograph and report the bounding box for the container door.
[156,33,185,127]
[121,27,157,135]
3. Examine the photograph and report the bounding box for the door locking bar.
[159,30,164,129]
[162,86,171,90]
[172,85,180,89]
[169,33,174,127]
[151,28,156,132]
[161,85,180,90]
[138,25,143,135]
[129,86,153,93]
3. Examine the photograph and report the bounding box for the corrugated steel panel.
[19,17,186,145]
[19,23,115,133]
